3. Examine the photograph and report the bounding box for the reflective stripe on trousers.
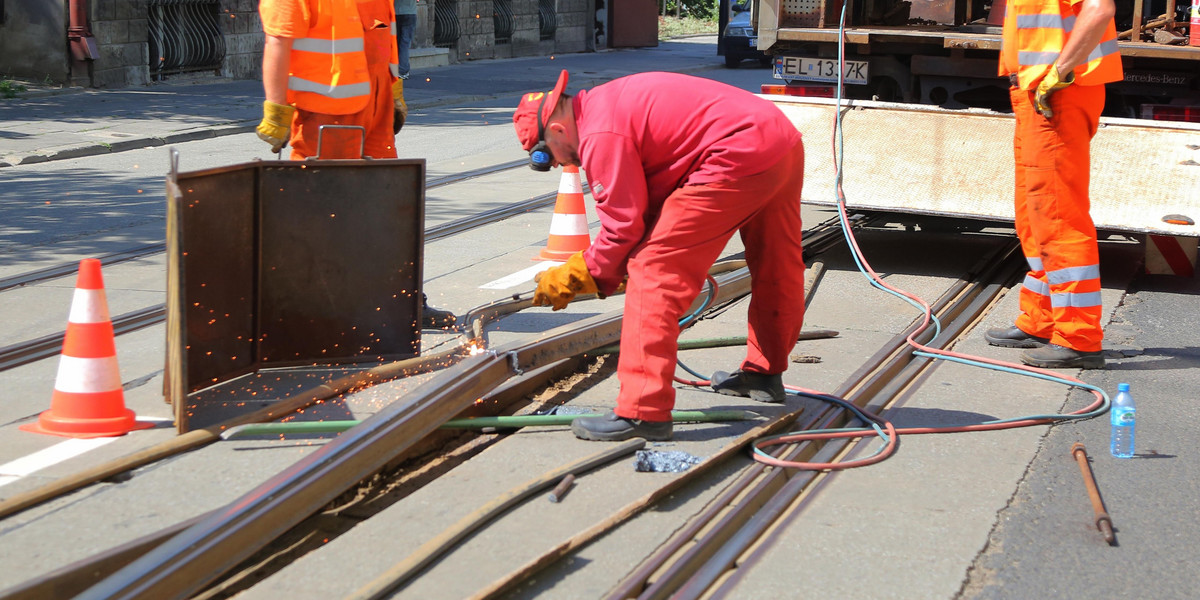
[1010,83,1105,352]
[614,144,807,422]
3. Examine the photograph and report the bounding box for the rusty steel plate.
[165,158,425,431]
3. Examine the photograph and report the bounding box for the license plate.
[748,36,757,47]
[773,56,869,85]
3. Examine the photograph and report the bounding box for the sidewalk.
[0,36,721,168]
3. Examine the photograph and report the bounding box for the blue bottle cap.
[1117,383,1130,392]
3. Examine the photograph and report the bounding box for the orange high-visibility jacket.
[999,0,1123,89]
[261,0,376,115]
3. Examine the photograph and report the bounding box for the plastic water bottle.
[1110,383,1135,458]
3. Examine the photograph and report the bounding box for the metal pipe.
[68,0,100,61]
[1071,443,1117,545]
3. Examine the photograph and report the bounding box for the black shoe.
[710,370,786,403]
[984,326,1049,348]
[421,294,457,329]
[1020,344,1105,369]
[571,410,672,442]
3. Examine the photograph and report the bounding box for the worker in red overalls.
[513,71,807,441]
[255,0,453,328]
[984,0,1122,368]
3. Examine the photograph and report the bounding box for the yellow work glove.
[1034,65,1075,119]
[256,101,294,153]
[533,251,599,311]
[392,79,408,133]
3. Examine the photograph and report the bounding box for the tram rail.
[0,215,860,599]
[0,218,1035,600]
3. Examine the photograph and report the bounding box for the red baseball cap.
[513,69,570,151]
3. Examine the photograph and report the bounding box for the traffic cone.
[20,259,153,438]
[534,165,591,261]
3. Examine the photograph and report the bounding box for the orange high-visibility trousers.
[614,143,806,422]
[290,0,398,160]
[1010,83,1105,352]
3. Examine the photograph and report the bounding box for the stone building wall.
[2,0,614,89]
[452,0,592,62]
[219,0,263,80]
[0,0,68,83]
[87,0,151,88]
[86,0,258,88]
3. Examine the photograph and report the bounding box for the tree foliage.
[660,0,717,20]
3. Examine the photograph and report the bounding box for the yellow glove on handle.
[392,79,408,133]
[256,101,295,153]
[533,251,599,311]
[1034,65,1075,119]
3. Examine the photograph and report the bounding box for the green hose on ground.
[220,409,761,440]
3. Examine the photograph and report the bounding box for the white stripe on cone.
[548,213,589,236]
[54,355,123,394]
[558,174,583,194]
[67,289,111,324]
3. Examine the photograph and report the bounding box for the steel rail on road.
[0,161,548,374]
[73,264,762,600]
[46,218,864,600]
[3,216,859,599]
[606,238,1025,600]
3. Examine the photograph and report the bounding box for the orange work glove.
[256,101,295,153]
[392,79,408,133]
[1034,65,1074,119]
[533,251,598,311]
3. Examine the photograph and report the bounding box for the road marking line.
[479,261,562,290]
[0,437,118,489]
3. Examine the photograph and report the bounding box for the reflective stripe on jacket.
[999,0,1122,89]
[288,0,372,114]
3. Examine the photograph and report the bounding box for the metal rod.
[547,474,576,503]
[1071,443,1117,545]
[590,330,839,357]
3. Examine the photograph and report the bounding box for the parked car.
[722,1,770,68]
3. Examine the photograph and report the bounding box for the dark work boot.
[571,410,672,442]
[1020,344,1106,369]
[710,370,786,403]
[421,293,457,330]
[984,326,1049,348]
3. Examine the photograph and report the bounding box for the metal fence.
[494,0,514,44]
[147,0,225,80]
[434,0,461,47]
[538,0,557,40]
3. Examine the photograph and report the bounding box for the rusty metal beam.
[72,263,760,600]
